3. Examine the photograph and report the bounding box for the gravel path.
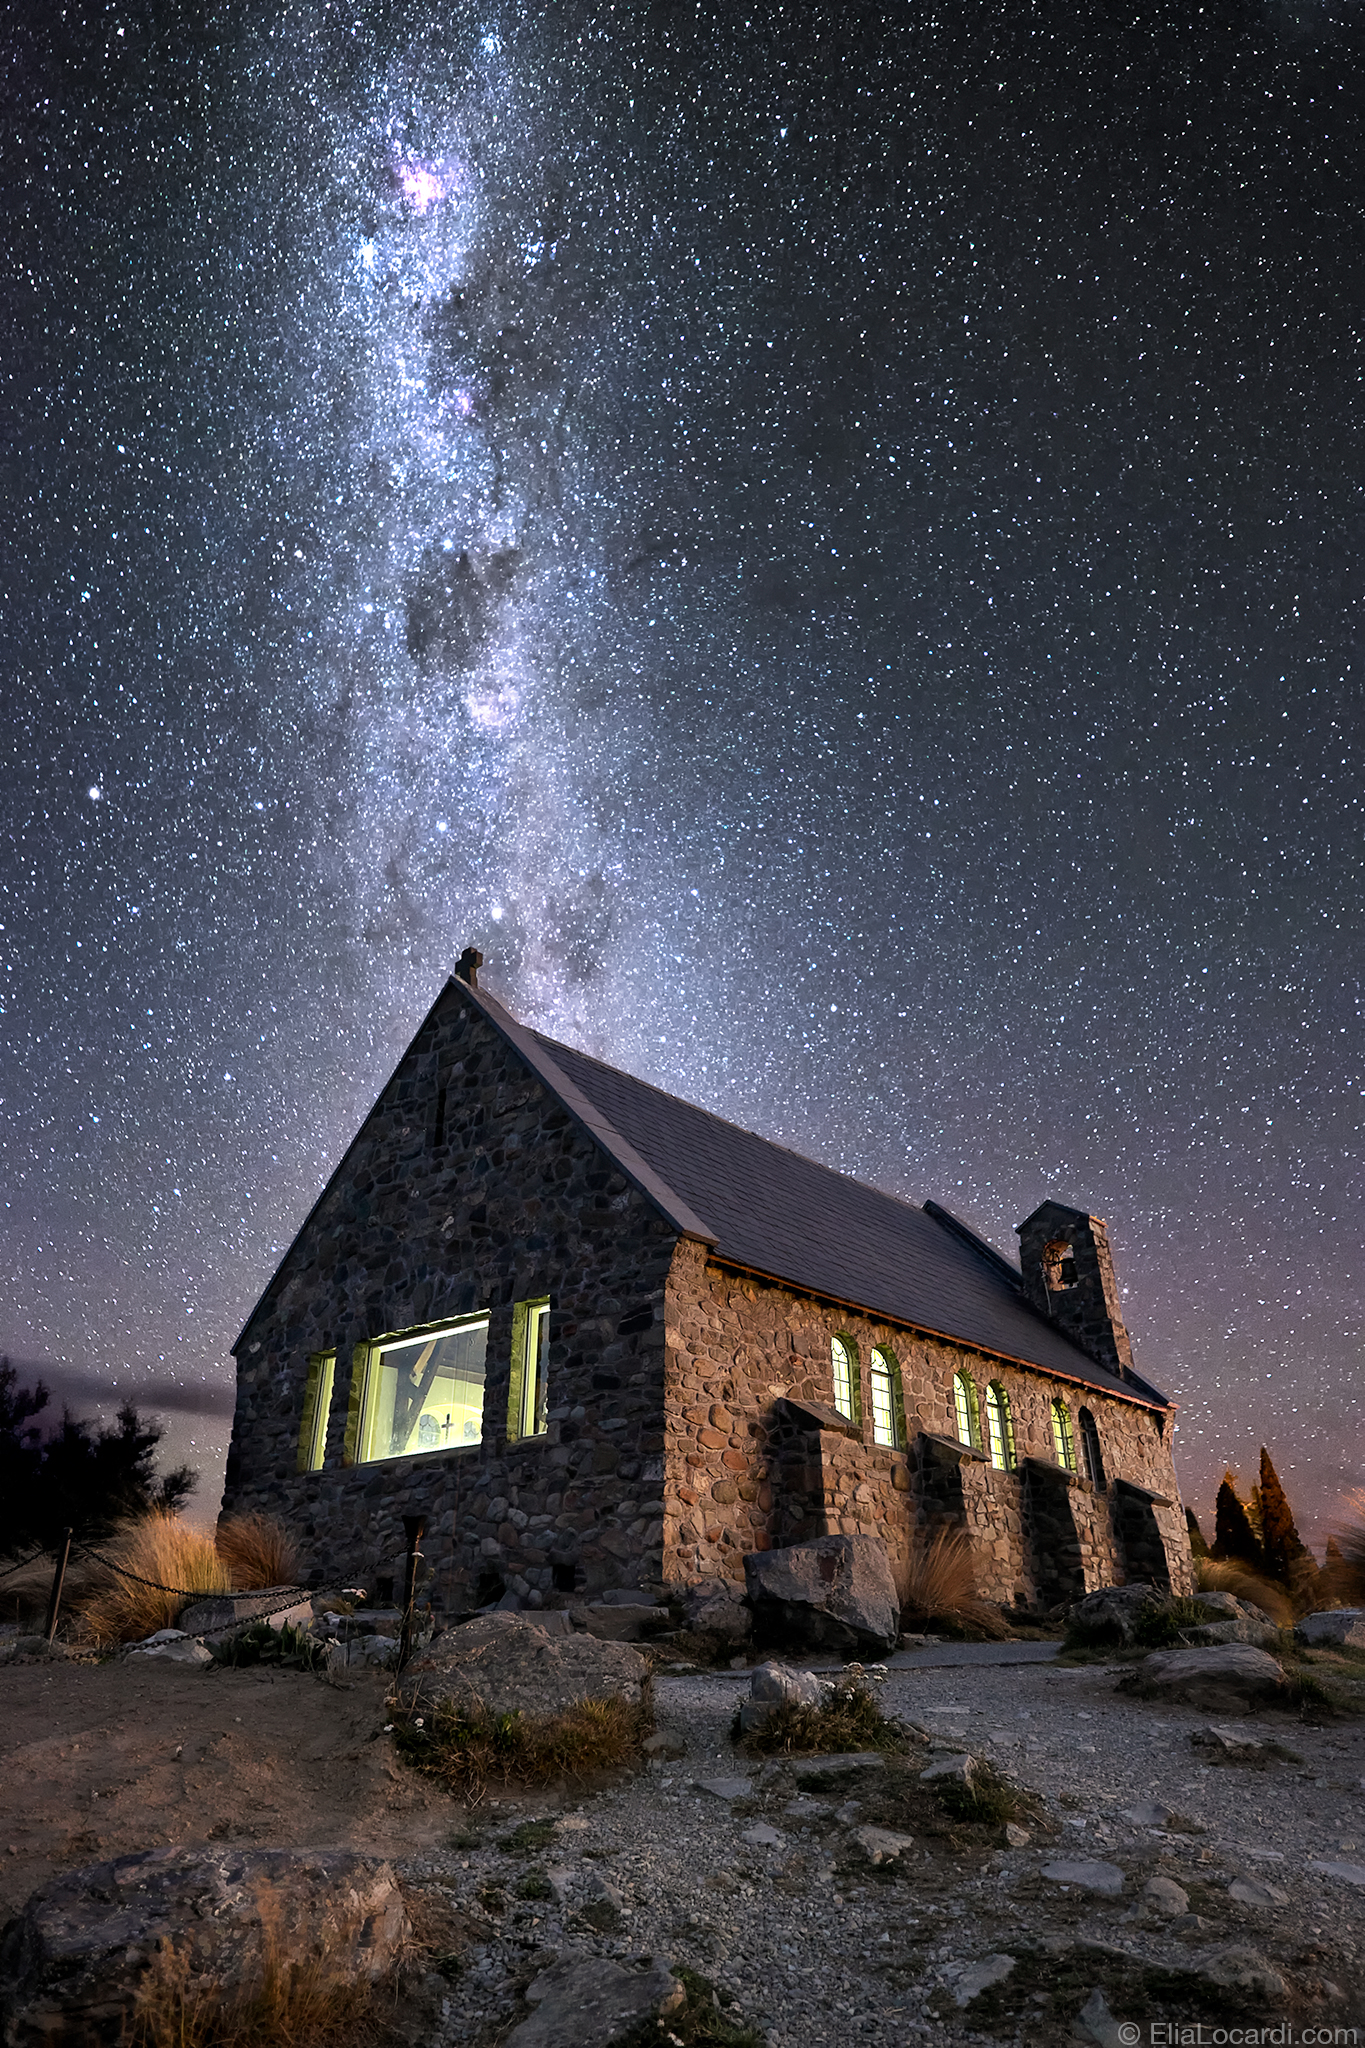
[403,1658,1365,2046]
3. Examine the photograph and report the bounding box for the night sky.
[4,0,1363,1543]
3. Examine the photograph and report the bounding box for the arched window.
[953,1370,981,1451]
[831,1335,859,1423]
[1078,1407,1105,1486]
[984,1382,1016,1472]
[1050,1398,1076,1472]
[870,1347,903,1449]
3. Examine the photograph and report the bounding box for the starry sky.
[3,0,1363,1544]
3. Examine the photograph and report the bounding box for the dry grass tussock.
[75,1514,231,1646]
[1195,1557,1296,1628]
[126,1926,390,2048]
[736,1674,909,1758]
[392,1691,649,1798]
[215,1513,299,1591]
[902,1526,1010,1638]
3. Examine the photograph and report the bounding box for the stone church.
[221,953,1193,1612]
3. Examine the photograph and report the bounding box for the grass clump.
[930,1762,1025,1827]
[1195,1557,1296,1627]
[499,1818,559,1854]
[612,1965,764,2048]
[76,1513,231,1646]
[126,1930,389,2048]
[734,1674,909,1758]
[901,1528,1010,1639]
[215,1514,299,1591]
[514,1870,554,1900]
[392,1692,648,1797]
[1130,1596,1221,1648]
[209,1620,328,1673]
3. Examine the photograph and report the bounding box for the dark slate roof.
[517,1020,1169,1410]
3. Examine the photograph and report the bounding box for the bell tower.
[1015,1200,1135,1381]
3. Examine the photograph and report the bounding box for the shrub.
[392,1693,648,1797]
[126,1925,386,2048]
[901,1528,1009,1638]
[75,1513,230,1645]
[930,1763,1024,1827]
[1195,1557,1295,1628]
[1131,1596,1221,1649]
[215,1514,299,1591]
[209,1620,328,1673]
[735,1674,908,1758]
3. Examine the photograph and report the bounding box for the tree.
[1212,1471,1265,1569]
[1185,1505,1210,1559]
[0,1358,196,1555]
[1257,1446,1318,1605]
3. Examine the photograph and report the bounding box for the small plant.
[735,1674,908,1758]
[901,1528,1010,1638]
[445,1827,483,1851]
[1131,1596,1219,1648]
[611,1964,764,2048]
[500,1818,559,1854]
[75,1513,230,1646]
[215,1514,299,1591]
[515,1869,554,1900]
[392,1692,649,1797]
[209,1620,328,1673]
[126,1926,387,2048]
[930,1763,1024,1827]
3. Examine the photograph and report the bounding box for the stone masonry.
[221,969,1194,1610]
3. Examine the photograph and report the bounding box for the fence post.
[399,1514,426,1668]
[44,1527,74,1645]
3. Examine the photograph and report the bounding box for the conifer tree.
[1185,1505,1210,1559]
[1212,1471,1264,1568]
[1258,1447,1313,1586]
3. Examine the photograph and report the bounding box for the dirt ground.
[0,1659,450,1922]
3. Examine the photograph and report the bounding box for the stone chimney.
[1015,1200,1135,1381]
[455,946,483,989]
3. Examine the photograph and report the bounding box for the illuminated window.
[870,1347,902,1448]
[1051,1398,1076,1472]
[1078,1407,1105,1486]
[508,1297,550,1441]
[355,1316,488,1464]
[297,1351,335,1473]
[953,1370,981,1451]
[831,1335,859,1422]
[984,1382,1016,1472]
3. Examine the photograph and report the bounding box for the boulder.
[920,1753,976,1790]
[950,1954,1016,2006]
[1066,1583,1168,1646]
[679,1581,753,1646]
[1142,1876,1189,1917]
[1195,1946,1288,2003]
[1307,1859,1365,1887]
[0,1846,407,2045]
[508,1954,685,2048]
[738,1659,827,1732]
[790,1752,886,1789]
[123,1630,213,1667]
[1190,1724,1268,1757]
[744,1535,899,1656]
[580,1604,667,1643]
[850,1825,915,1865]
[176,1588,313,1636]
[1040,1858,1125,1897]
[1178,1619,1281,1650]
[1228,1876,1289,1907]
[401,1610,647,1718]
[1120,1644,1289,1713]
[1295,1609,1365,1650]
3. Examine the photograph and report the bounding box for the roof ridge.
[529,1026,946,1231]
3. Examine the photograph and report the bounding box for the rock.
[1296,1609,1365,1649]
[177,1588,313,1636]
[1076,1986,1127,2048]
[641,1731,686,1760]
[1193,1591,1245,1619]
[680,1581,752,1646]
[509,1955,685,2048]
[692,1777,753,1801]
[743,1535,899,1656]
[850,1825,915,1866]
[1228,1876,1289,1907]
[595,1588,659,1607]
[401,1610,647,1717]
[1067,1584,1168,1645]
[1004,1823,1032,1848]
[124,1630,214,1667]
[1179,1619,1282,1650]
[1190,1724,1266,1756]
[1307,1859,1365,1887]
[1039,1859,1125,1896]
[741,1824,784,1848]
[0,1845,407,2043]
[790,1753,887,1789]
[919,1753,976,1789]
[1121,1801,1174,1828]
[949,1954,1016,2006]
[1121,1644,1289,1713]
[833,1800,862,1824]
[0,1637,71,1664]
[343,1635,398,1669]
[1196,1946,1289,2003]
[1142,1876,1189,1917]
[738,1659,827,1731]
[580,1604,666,1643]
[783,1796,829,1819]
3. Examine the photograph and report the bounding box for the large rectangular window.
[356,1316,488,1464]
[507,1297,550,1441]
[297,1351,335,1472]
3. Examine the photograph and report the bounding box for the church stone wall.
[221,991,677,1602]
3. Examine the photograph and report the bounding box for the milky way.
[4,1,1364,1538]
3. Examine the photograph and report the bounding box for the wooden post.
[399,1514,426,1668]
[44,1527,73,1645]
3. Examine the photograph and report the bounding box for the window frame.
[507,1296,551,1442]
[831,1334,860,1424]
[349,1312,490,1466]
[1050,1398,1076,1472]
[984,1381,1017,1472]
[869,1346,903,1449]
[297,1350,335,1473]
[953,1370,982,1451]
[1078,1407,1105,1487]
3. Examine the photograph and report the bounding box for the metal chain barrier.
[0,1545,50,1581]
